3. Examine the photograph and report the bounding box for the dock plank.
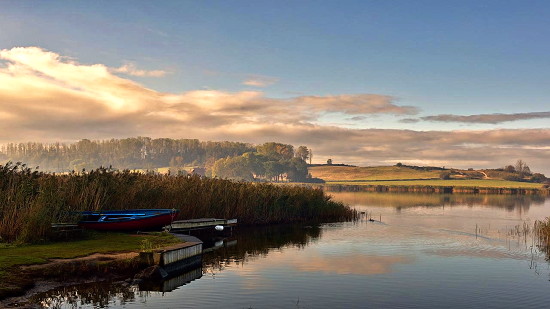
[167,218,237,232]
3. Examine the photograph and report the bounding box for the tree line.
[212,144,314,182]
[0,138,315,182]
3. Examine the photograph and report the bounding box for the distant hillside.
[309,165,442,181]
[309,164,548,186]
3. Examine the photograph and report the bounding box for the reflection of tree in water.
[203,224,321,274]
[30,281,139,308]
[451,194,546,212]
[330,192,547,213]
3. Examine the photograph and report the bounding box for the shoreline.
[321,184,550,195]
[0,251,144,308]
[0,232,183,303]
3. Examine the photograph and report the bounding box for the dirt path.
[21,252,138,271]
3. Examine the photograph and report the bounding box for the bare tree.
[514,159,531,176]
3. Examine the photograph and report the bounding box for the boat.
[78,209,178,231]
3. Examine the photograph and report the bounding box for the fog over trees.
[0,137,313,182]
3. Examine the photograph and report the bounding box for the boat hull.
[78,209,177,231]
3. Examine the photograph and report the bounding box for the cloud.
[292,94,418,115]
[1,47,550,174]
[399,118,420,123]
[418,112,550,124]
[112,62,169,77]
[289,253,414,275]
[242,75,279,87]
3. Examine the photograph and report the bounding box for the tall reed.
[0,163,357,243]
[535,218,550,258]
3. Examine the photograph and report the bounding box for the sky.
[0,1,549,173]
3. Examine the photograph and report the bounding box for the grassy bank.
[326,179,545,188]
[0,232,180,272]
[0,232,181,299]
[0,162,356,243]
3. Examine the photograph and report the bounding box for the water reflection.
[139,266,203,292]
[31,281,137,309]
[202,224,322,273]
[30,224,323,308]
[27,193,550,308]
[330,192,547,212]
[273,252,414,275]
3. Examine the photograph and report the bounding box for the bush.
[504,174,523,182]
[439,171,452,180]
[530,173,547,183]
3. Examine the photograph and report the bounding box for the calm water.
[33,193,550,308]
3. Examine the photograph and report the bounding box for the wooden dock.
[140,241,203,279]
[167,218,237,232]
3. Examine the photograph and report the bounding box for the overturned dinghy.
[78,209,178,231]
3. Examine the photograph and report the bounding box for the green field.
[309,165,442,181]
[309,165,545,189]
[326,179,544,189]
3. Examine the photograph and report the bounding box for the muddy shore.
[0,252,143,308]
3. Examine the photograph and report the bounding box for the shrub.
[504,174,523,182]
[530,173,547,183]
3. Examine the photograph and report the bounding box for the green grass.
[326,179,545,189]
[309,165,441,181]
[0,232,181,273]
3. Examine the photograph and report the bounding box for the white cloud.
[419,112,550,124]
[1,47,549,174]
[112,62,169,77]
[242,75,279,87]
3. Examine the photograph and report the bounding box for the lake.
[32,192,550,308]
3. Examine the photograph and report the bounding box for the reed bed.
[535,218,550,258]
[0,162,357,243]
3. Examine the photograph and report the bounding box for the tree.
[256,142,294,161]
[327,158,333,165]
[264,161,284,181]
[242,152,267,178]
[169,156,185,175]
[514,160,531,177]
[286,158,309,182]
[211,156,254,181]
[295,146,310,161]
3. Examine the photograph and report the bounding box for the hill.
[309,165,547,189]
[309,165,441,181]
